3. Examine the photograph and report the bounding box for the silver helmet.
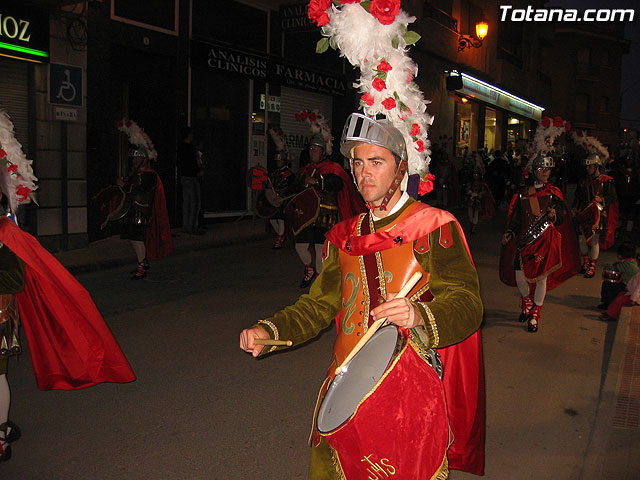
[128,146,148,158]
[584,153,602,166]
[532,155,555,169]
[340,113,406,161]
[309,133,325,150]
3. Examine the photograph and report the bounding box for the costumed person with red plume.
[465,168,495,234]
[264,127,295,249]
[287,110,364,288]
[240,3,485,478]
[115,119,173,279]
[500,154,581,332]
[0,109,135,463]
[572,152,618,279]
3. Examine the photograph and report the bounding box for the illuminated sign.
[450,71,545,120]
[191,41,347,96]
[0,4,49,63]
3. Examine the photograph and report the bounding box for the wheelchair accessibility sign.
[49,63,83,107]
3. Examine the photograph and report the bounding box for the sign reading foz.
[0,13,32,41]
[0,4,49,63]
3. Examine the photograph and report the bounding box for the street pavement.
[1,207,638,479]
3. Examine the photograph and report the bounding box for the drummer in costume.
[0,110,135,463]
[500,154,580,332]
[114,119,173,279]
[241,113,485,479]
[572,153,619,278]
[288,111,364,288]
[259,127,295,249]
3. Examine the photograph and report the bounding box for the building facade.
[1,0,630,249]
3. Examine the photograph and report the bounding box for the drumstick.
[334,271,422,376]
[254,338,293,346]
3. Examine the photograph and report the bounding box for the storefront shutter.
[0,60,29,154]
[280,86,332,171]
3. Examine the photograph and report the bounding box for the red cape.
[499,184,580,290]
[326,202,486,475]
[0,217,136,390]
[144,168,173,259]
[299,160,365,221]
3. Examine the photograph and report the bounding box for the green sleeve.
[256,242,342,355]
[411,221,483,349]
[0,245,26,294]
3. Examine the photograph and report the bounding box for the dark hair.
[618,242,636,259]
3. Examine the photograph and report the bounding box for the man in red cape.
[118,147,173,279]
[287,132,365,288]
[500,155,581,332]
[572,153,619,278]
[0,216,135,390]
[241,114,485,479]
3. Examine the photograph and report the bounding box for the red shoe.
[579,256,589,274]
[131,262,147,280]
[519,295,533,322]
[528,305,541,332]
[299,264,316,288]
[272,235,285,249]
[584,259,597,278]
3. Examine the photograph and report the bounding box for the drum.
[92,185,129,229]
[602,264,622,283]
[255,189,282,219]
[317,326,448,479]
[517,212,552,249]
[285,188,320,236]
[577,201,602,241]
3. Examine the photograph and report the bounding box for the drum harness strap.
[369,215,444,380]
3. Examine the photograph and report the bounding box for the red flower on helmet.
[541,117,551,128]
[377,61,393,73]
[7,164,18,173]
[16,185,30,201]
[361,93,375,106]
[553,116,564,127]
[372,77,387,91]
[308,112,317,122]
[307,0,332,26]
[564,121,571,132]
[370,0,401,25]
[415,139,425,152]
[382,97,396,110]
[418,173,435,195]
[340,0,361,3]
[410,123,420,136]
[0,149,6,158]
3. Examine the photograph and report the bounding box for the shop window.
[506,117,524,150]
[455,100,479,157]
[484,107,503,152]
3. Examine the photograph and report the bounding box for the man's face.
[309,144,324,163]
[351,143,397,205]
[534,166,551,183]
[586,164,598,176]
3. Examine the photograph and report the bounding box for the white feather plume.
[116,118,158,160]
[319,3,431,178]
[0,109,38,213]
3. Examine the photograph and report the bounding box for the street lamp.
[458,19,489,52]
